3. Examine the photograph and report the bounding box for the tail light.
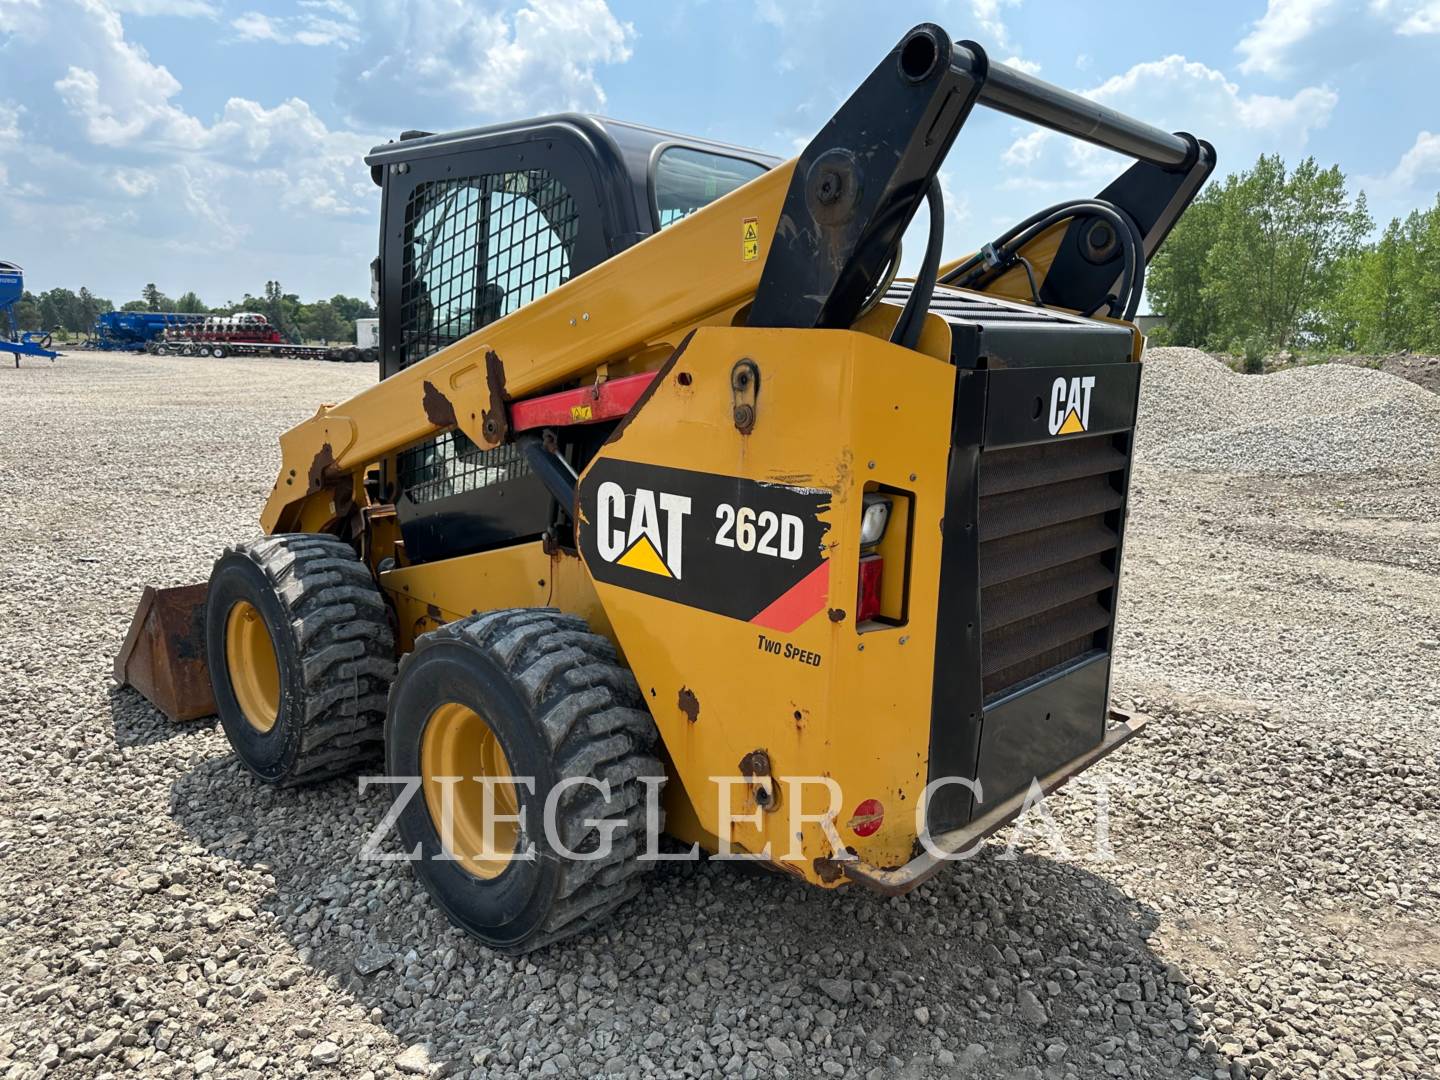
[857,554,884,622]
[857,493,892,623]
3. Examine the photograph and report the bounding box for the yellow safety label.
[742,217,760,262]
[570,404,593,422]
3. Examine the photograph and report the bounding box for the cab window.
[653,147,767,228]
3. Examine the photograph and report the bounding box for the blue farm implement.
[0,261,58,367]
[88,310,377,363]
[88,310,204,352]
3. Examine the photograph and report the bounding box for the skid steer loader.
[117,24,1213,952]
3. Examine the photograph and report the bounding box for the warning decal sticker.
[742,217,760,262]
[577,459,831,628]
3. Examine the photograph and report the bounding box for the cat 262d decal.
[576,459,831,632]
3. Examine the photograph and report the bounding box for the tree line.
[1148,153,1440,357]
[1,280,376,345]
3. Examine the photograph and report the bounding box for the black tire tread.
[226,533,395,784]
[406,607,662,952]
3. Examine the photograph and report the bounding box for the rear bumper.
[844,707,1146,895]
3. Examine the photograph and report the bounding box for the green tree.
[1,291,40,335]
[120,300,149,312]
[298,301,347,342]
[37,287,80,331]
[1147,154,1371,350]
[1209,156,1371,349]
[260,281,304,340]
[328,293,376,324]
[76,287,110,332]
[1323,219,1407,352]
[1399,196,1440,350]
[141,282,172,312]
[1146,186,1222,347]
[174,291,208,314]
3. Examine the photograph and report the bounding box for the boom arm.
[262,24,1212,536]
[261,163,794,533]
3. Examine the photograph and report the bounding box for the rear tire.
[387,609,664,953]
[206,534,395,785]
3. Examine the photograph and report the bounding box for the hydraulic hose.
[891,178,945,350]
[939,198,1145,320]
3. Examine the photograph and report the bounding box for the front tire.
[387,609,663,953]
[206,534,395,785]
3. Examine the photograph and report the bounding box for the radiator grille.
[396,432,530,505]
[978,434,1128,699]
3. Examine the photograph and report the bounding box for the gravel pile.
[1,350,1437,1080]
[1137,347,1440,475]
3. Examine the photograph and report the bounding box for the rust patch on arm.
[480,350,510,444]
[306,442,337,492]
[677,687,700,723]
[422,381,457,429]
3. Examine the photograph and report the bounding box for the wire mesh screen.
[396,432,532,504]
[398,169,579,370]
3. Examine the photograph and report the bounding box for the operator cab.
[366,115,779,381]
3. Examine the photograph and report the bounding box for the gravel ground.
[1275,354,1440,398]
[1,348,1437,1080]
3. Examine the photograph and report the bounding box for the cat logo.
[1048,375,1096,436]
[595,481,692,579]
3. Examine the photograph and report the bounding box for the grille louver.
[978,433,1128,699]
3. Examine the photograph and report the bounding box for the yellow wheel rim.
[421,703,520,880]
[224,600,281,733]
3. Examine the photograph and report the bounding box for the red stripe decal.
[749,561,830,633]
[510,371,658,432]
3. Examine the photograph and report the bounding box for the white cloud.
[1001,129,1048,167]
[1240,0,1440,76]
[968,0,1020,50]
[111,167,158,196]
[301,0,357,16]
[936,169,971,229]
[969,0,1040,71]
[109,0,217,14]
[339,0,634,129]
[1387,130,1440,183]
[0,101,20,190]
[231,11,280,41]
[1357,129,1440,225]
[231,7,360,47]
[1237,0,1338,75]
[1001,56,1337,182]
[0,0,386,301]
[1378,0,1440,32]
[1362,130,1440,202]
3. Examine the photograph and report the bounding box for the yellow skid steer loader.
[117,24,1213,952]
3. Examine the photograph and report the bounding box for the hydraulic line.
[939,199,1146,320]
[891,179,945,350]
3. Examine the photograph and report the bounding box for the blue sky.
[2,0,1438,307]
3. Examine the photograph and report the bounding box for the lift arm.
[262,24,1212,536]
